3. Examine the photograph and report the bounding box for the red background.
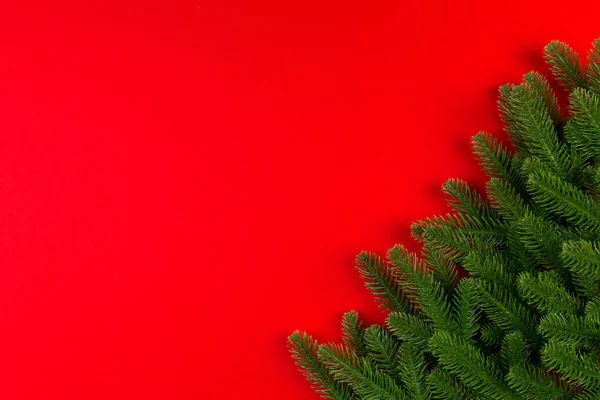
[1,1,599,399]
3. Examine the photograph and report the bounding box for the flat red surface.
[0,1,599,399]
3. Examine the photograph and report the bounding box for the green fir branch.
[398,342,431,400]
[485,177,531,222]
[471,132,526,193]
[523,70,562,123]
[586,38,600,96]
[544,40,587,90]
[427,368,475,400]
[288,331,355,399]
[429,331,520,399]
[363,325,403,384]
[542,340,600,391]
[386,312,434,352]
[452,278,480,342]
[442,178,498,222]
[421,243,459,296]
[475,279,539,342]
[387,245,455,331]
[564,88,600,164]
[318,343,409,400]
[527,171,600,231]
[518,270,582,315]
[561,240,600,297]
[355,251,414,314]
[539,313,600,348]
[341,311,368,357]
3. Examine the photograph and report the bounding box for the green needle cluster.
[289,39,600,399]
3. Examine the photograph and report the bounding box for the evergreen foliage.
[288,39,600,399]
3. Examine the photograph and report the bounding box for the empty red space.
[0,1,599,399]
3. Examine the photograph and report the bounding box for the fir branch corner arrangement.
[288,39,600,399]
